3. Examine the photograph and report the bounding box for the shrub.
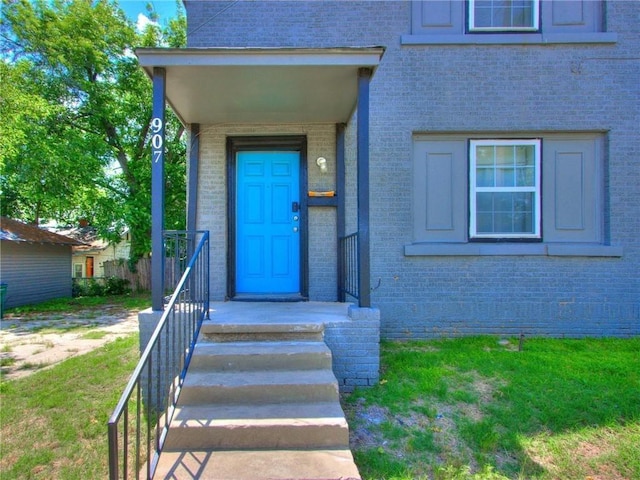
[104,277,130,296]
[87,279,105,297]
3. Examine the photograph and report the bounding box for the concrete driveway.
[0,305,140,381]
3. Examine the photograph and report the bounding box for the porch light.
[316,157,328,173]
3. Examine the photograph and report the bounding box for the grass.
[1,319,637,479]
[17,361,51,371]
[0,334,140,479]
[81,330,109,340]
[4,293,150,317]
[345,337,640,480]
[0,357,16,367]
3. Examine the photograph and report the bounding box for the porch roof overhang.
[135,47,384,125]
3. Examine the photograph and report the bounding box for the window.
[469,139,541,239]
[409,134,620,256]
[469,0,539,32]
[74,264,83,278]
[406,0,615,44]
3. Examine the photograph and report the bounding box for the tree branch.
[135,113,152,160]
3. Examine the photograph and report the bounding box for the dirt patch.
[343,371,511,475]
[345,398,476,468]
[0,306,140,380]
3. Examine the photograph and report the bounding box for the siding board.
[0,242,73,308]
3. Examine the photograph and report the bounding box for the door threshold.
[231,293,308,302]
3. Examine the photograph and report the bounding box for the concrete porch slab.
[207,301,352,325]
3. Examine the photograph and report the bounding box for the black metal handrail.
[163,230,199,294]
[338,232,359,301]
[107,231,209,480]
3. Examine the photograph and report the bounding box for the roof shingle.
[0,217,84,246]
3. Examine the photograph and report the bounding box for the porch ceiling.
[135,47,384,125]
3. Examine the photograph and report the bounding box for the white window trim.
[74,263,84,278]
[469,139,541,239]
[468,0,540,33]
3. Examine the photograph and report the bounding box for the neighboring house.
[0,217,83,308]
[137,0,639,338]
[55,226,131,279]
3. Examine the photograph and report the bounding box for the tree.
[0,0,186,264]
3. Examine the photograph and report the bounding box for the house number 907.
[151,117,163,163]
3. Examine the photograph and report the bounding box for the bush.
[72,281,85,298]
[104,277,130,296]
[72,277,129,297]
[87,279,105,297]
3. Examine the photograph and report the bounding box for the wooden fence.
[103,258,180,293]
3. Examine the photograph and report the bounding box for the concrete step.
[154,449,361,480]
[179,369,340,405]
[190,341,332,372]
[200,320,324,342]
[164,402,349,450]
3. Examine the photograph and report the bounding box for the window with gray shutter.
[409,133,615,256]
[411,0,605,37]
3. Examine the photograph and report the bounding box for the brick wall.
[324,306,381,392]
[187,1,639,338]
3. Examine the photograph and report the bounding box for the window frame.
[468,0,541,33]
[469,138,542,240]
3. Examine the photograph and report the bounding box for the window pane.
[477,192,493,211]
[496,146,514,165]
[475,8,492,27]
[472,0,535,29]
[476,146,494,166]
[493,7,511,28]
[512,6,532,27]
[494,211,514,233]
[476,167,494,187]
[496,167,515,187]
[514,192,533,213]
[515,145,534,166]
[514,192,534,233]
[516,166,534,186]
[476,212,494,233]
[494,192,513,211]
[516,212,533,232]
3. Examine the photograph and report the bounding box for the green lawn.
[1,324,638,479]
[344,337,640,479]
[4,293,150,317]
[0,335,140,480]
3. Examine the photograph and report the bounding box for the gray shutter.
[412,0,463,35]
[543,136,603,243]
[413,139,467,242]
[542,0,602,33]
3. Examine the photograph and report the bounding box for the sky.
[116,0,180,29]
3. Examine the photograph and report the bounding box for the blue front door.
[236,151,301,294]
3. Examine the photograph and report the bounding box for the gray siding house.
[139,0,638,340]
[0,217,83,308]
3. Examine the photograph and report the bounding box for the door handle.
[292,201,300,212]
